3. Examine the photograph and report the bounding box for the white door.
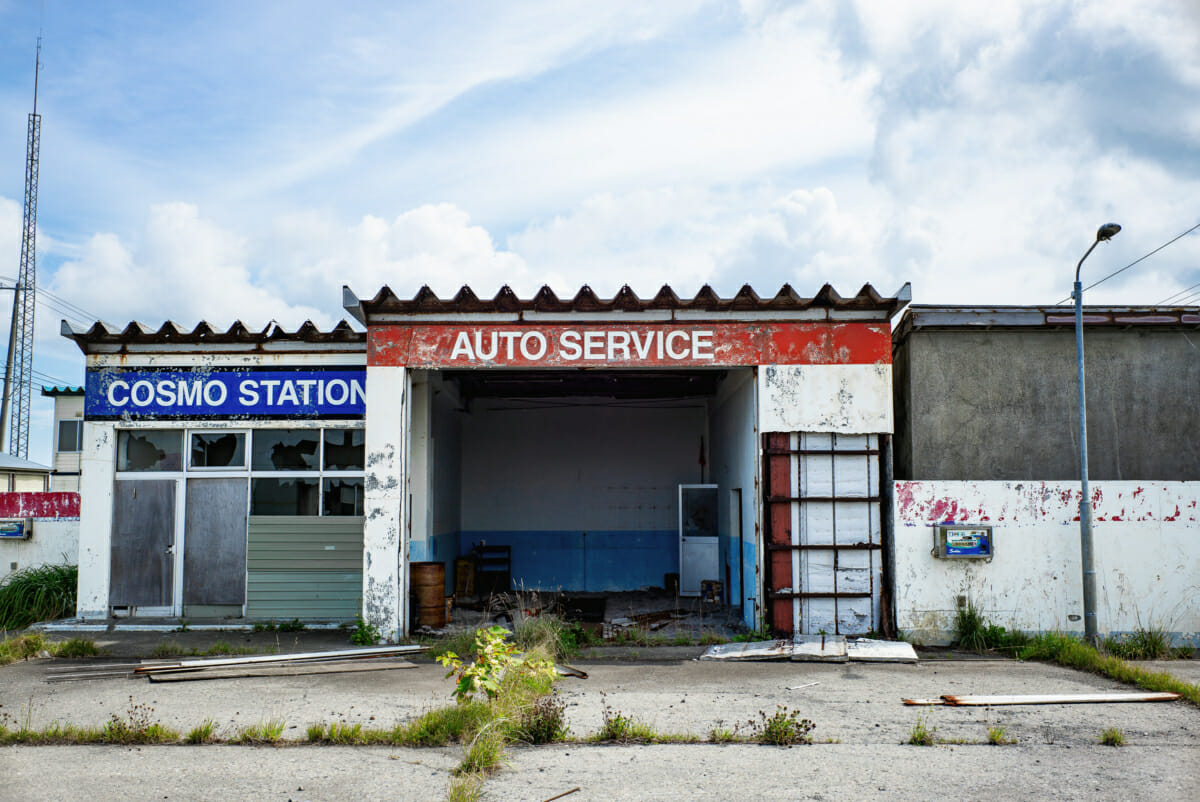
[679,484,719,597]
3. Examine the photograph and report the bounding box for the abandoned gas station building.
[66,283,909,642]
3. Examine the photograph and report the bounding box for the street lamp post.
[1073,222,1120,646]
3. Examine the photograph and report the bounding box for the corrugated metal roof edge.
[344,282,912,323]
[893,305,1200,343]
[40,385,84,396]
[61,319,366,353]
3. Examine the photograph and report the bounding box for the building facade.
[66,284,908,640]
[891,306,1200,644]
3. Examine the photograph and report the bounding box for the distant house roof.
[61,320,365,354]
[893,305,1200,343]
[0,453,51,473]
[41,385,84,397]
[344,283,913,325]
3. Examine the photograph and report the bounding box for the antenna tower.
[1,38,42,457]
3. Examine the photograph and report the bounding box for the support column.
[363,365,406,642]
[76,421,116,619]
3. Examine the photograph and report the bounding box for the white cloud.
[259,203,533,307]
[48,203,326,329]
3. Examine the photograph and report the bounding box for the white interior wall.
[895,480,1200,644]
[708,369,758,627]
[459,402,707,532]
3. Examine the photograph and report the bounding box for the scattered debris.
[148,659,417,682]
[903,692,1182,706]
[46,644,426,683]
[556,664,589,679]
[542,788,581,802]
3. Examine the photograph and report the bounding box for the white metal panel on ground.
[791,634,848,662]
[845,638,918,662]
[699,640,793,660]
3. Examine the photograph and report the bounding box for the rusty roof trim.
[348,283,907,320]
[893,304,1200,343]
[612,284,642,311]
[532,285,562,311]
[729,285,762,310]
[61,318,366,354]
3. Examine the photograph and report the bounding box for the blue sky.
[1,0,1198,462]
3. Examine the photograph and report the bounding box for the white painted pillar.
[363,365,407,642]
[76,421,116,619]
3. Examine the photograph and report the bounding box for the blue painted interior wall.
[451,400,708,592]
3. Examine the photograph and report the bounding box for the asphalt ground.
[1,630,1197,801]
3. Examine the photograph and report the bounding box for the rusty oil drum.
[410,561,447,629]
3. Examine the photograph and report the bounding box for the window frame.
[57,419,84,453]
[113,424,365,517]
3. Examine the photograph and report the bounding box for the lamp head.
[1096,223,1121,241]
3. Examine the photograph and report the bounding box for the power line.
[1156,279,1200,306]
[0,275,102,322]
[1058,220,1200,304]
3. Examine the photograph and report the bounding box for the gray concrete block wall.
[896,327,1200,480]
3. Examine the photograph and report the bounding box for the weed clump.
[185,719,218,744]
[987,724,1014,745]
[752,705,815,746]
[0,632,51,664]
[350,615,381,646]
[54,638,100,658]
[952,601,1030,653]
[235,718,286,744]
[101,697,179,745]
[1102,626,1179,660]
[906,712,937,746]
[1099,727,1125,747]
[512,693,569,744]
[593,693,658,743]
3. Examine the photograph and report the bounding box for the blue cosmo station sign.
[85,367,366,420]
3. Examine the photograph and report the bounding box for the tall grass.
[0,563,77,629]
[1018,632,1200,707]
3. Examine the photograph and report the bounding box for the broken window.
[252,429,320,471]
[116,430,183,472]
[322,477,364,516]
[190,432,246,468]
[323,428,364,470]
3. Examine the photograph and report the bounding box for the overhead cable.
[1058,220,1200,304]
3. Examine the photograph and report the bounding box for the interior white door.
[679,484,719,596]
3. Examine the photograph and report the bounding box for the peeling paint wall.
[362,365,406,642]
[758,364,893,435]
[894,480,1200,644]
[77,422,117,618]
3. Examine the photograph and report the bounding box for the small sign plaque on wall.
[932,524,993,560]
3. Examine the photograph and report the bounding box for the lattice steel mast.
[1,39,42,457]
